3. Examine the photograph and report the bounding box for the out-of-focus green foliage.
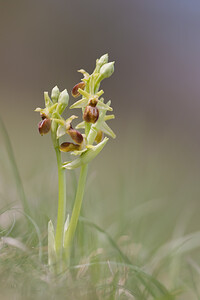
[0,118,200,299]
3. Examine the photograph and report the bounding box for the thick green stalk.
[54,147,66,259]
[64,164,88,250]
[51,124,66,260]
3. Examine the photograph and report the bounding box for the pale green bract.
[48,220,56,267]
[62,137,109,170]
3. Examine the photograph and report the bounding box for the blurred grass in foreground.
[0,116,200,299]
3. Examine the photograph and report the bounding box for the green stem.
[54,147,66,259]
[51,121,66,262]
[64,164,88,251]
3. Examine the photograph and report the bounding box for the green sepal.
[78,69,90,79]
[70,98,88,109]
[104,114,115,121]
[44,92,53,108]
[67,115,78,123]
[97,101,113,111]
[75,121,85,129]
[56,115,78,138]
[48,220,57,267]
[101,122,116,138]
[106,100,111,107]
[52,118,65,126]
[35,107,50,118]
[35,107,42,112]
[62,137,109,169]
[57,125,66,138]
[70,148,88,156]
[48,103,58,114]
[96,90,104,97]
[77,88,90,99]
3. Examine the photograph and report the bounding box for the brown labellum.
[83,105,99,123]
[68,128,83,145]
[95,130,104,144]
[40,113,48,120]
[71,82,86,98]
[88,97,98,107]
[38,118,51,135]
[60,142,80,152]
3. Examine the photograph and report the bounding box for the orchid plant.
[35,54,116,271]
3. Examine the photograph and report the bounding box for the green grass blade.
[79,217,173,298]
[9,207,43,261]
[79,216,132,265]
[0,115,31,216]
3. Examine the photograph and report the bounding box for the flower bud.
[95,130,104,144]
[60,142,80,152]
[38,118,51,135]
[99,62,115,80]
[71,82,86,98]
[83,105,99,123]
[51,86,60,103]
[68,128,83,145]
[97,54,108,67]
[57,89,69,114]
